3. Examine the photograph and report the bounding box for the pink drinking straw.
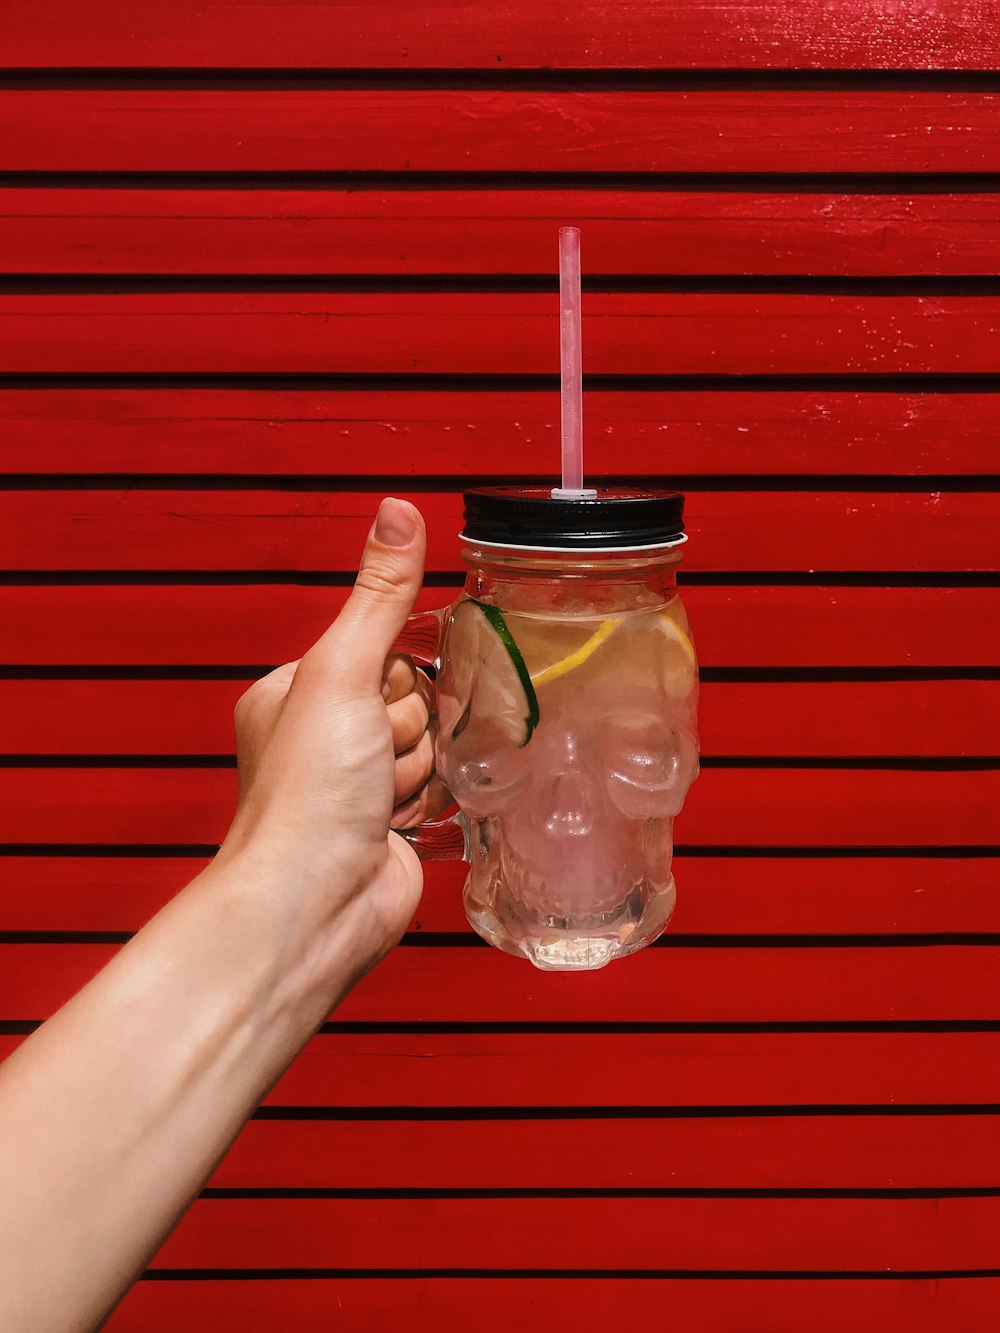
[553,226,596,500]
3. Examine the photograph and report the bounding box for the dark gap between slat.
[3,475,999,494]
[0,571,462,587]
[677,846,1000,858]
[321,1019,1000,1035]
[5,931,1000,947]
[700,757,1000,770]
[6,69,1000,92]
[703,667,1000,683]
[1,573,998,589]
[1,845,996,859]
[0,755,238,768]
[406,931,1000,946]
[7,171,1000,194]
[9,274,1000,296]
[0,666,271,681]
[0,757,994,772]
[0,666,996,684]
[688,573,1000,587]
[253,1104,1000,1121]
[197,1186,1000,1200]
[5,1018,1000,1036]
[0,844,222,857]
[137,1267,1000,1281]
[5,372,1000,392]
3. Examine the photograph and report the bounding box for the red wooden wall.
[2,3,999,1328]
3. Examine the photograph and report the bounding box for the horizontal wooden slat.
[0,680,251,755]
[256,1030,1000,1108]
[109,1277,1000,1333]
[1,586,994,667]
[3,91,1000,174]
[5,942,999,1023]
[0,767,995,847]
[2,679,994,758]
[2,856,996,935]
[1,489,993,573]
[0,856,212,931]
[1,388,995,476]
[3,1029,998,1107]
[311,942,1000,1025]
[8,293,1000,375]
[149,1195,1000,1270]
[7,189,1000,277]
[695,680,1000,757]
[208,1116,1000,1189]
[6,1,999,69]
[437,856,1000,936]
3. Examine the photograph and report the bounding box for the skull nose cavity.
[540,772,595,838]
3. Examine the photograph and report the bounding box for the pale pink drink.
[397,486,699,972]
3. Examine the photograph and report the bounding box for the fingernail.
[374,497,416,548]
[381,679,392,700]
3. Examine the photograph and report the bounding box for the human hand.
[215,496,443,982]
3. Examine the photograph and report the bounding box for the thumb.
[305,497,426,690]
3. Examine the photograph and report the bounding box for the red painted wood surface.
[2,388,997,477]
[3,679,994,758]
[205,1116,1000,1189]
[3,1029,999,1108]
[8,292,1000,376]
[148,1195,1000,1270]
[108,1277,1000,1333]
[1,766,994,848]
[1,489,993,573]
[5,942,999,1024]
[4,91,1000,174]
[2,855,996,936]
[5,0,1000,1317]
[7,1,1000,69]
[6,190,1000,277]
[2,586,994,669]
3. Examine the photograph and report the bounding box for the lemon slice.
[651,608,698,698]
[655,610,696,666]
[524,606,695,698]
[530,618,620,688]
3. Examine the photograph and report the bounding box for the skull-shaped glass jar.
[397,487,699,971]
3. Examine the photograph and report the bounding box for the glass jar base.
[465,875,676,972]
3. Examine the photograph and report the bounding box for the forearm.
[0,498,428,1331]
[0,851,365,1333]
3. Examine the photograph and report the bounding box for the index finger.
[381,653,418,704]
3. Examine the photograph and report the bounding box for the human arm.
[0,498,436,1331]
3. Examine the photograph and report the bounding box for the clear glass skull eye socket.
[603,711,696,818]
[438,713,530,818]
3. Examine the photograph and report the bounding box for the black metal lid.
[462,486,685,549]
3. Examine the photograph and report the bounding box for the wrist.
[196,834,387,1034]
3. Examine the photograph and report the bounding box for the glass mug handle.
[389,609,470,863]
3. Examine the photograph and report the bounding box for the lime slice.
[442,598,540,746]
[530,618,620,689]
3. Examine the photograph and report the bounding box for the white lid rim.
[458,532,688,555]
